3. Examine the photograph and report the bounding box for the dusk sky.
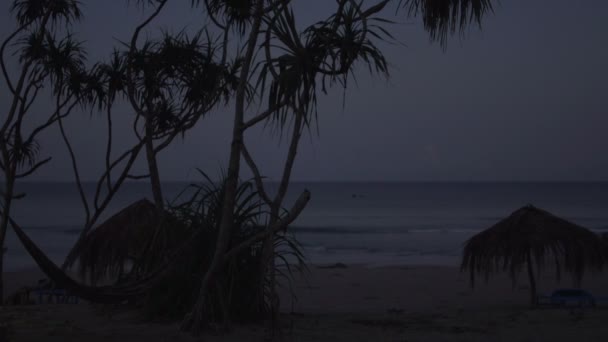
[2,0,607,182]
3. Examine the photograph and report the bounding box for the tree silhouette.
[0,0,99,301]
[1,0,496,335]
[61,17,243,271]
[178,0,495,334]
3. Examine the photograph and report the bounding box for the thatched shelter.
[461,205,606,305]
[600,232,608,259]
[72,199,161,284]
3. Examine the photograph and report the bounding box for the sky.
[1,0,607,182]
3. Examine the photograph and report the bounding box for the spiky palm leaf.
[11,0,82,26]
[16,29,90,101]
[120,29,240,138]
[5,133,40,169]
[256,1,392,130]
[98,170,305,322]
[194,0,255,35]
[400,0,494,46]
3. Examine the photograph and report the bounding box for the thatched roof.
[461,205,606,286]
[600,232,608,256]
[73,199,161,283]
[10,216,164,303]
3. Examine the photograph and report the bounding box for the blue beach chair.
[32,279,79,304]
[537,289,596,308]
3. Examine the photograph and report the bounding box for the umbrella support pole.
[526,252,537,306]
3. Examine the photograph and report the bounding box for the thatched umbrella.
[461,205,606,305]
[600,232,608,260]
[72,199,161,284]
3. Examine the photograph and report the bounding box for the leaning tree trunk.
[526,251,537,306]
[259,108,304,328]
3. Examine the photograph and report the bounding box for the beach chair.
[4,286,34,305]
[537,289,596,308]
[32,279,79,304]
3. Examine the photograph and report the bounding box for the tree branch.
[23,95,74,147]
[0,20,35,95]
[241,100,289,131]
[93,142,144,211]
[15,157,51,178]
[125,0,169,117]
[224,190,310,261]
[126,174,150,180]
[264,0,293,14]
[104,104,113,193]
[241,144,272,205]
[57,103,90,224]
[273,106,304,209]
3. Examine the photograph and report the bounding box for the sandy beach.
[2,263,608,341]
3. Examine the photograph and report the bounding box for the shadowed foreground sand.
[2,264,608,341]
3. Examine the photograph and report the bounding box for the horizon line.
[17,179,608,184]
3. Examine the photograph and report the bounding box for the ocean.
[3,182,608,271]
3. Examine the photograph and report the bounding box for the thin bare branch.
[126,174,150,180]
[104,105,113,193]
[0,19,35,94]
[93,142,145,211]
[15,157,51,178]
[224,189,310,261]
[273,107,304,208]
[241,101,289,131]
[125,0,169,116]
[241,144,272,205]
[24,96,74,147]
[57,102,90,223]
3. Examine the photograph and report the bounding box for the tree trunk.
[0,245,4,303]
[252,108,304,332]
[0,175,15,303]
[145,121,164,211]
[526,252,537,306]
[181,1,265,335]
[259,205,279,328]
[264,109,304,323]
[0,210,7,303]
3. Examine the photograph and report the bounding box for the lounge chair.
[537,289,596,308]
[4,286,34,305]
[32,279,79,304]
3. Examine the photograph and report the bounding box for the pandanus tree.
[1,0,496,334]
[0,0,103,301]
[176,0,495,334]
[61,9,243,270]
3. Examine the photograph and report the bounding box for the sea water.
[4,182,608,271]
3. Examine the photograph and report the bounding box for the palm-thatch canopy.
[600,232,608,258]
[72,199,161,283]
[461,205,606,304]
